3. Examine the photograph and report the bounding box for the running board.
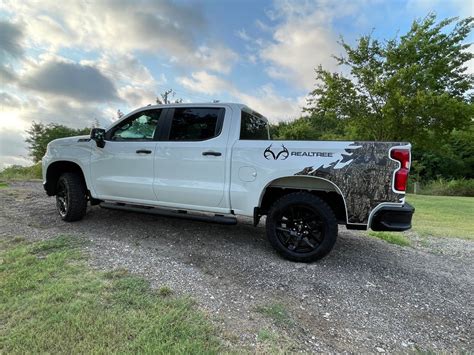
[99,202,237,225]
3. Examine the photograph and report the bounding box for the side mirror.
[90,128,106,148]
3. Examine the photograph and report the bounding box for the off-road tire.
[266,192,338,262]
[56,172,87,222]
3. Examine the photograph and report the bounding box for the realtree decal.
[295,142,406,224]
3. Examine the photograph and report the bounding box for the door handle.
[136,149,152,154]
[202,151,222,156]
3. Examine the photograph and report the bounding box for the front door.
[90,108,163,202]
[153,107,229,209]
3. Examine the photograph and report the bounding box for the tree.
[156,89,183,104]
[271,118,321,140]
[305,14,474,149]
[25,122,90,163]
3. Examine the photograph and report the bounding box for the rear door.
[90,108,164,202]
[153,107,229,209]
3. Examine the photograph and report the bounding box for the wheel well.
[45,161,86,196]
[259,186,347,224]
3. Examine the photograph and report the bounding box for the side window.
[110,110,162,141]
[169,108,223,141]
[240,110,269,140]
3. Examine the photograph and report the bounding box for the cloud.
[118,86,157,108]
[0,92,22,108]
[21,59,119,102]
[0,126,30,169]
[1,0,238,74]
[178,71,305,121]
[0,20,24,61]
[178,71,231,96]
[0,20,24,83]
[81,54,166,107]
[257,1,359,90]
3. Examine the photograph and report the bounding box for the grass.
[0,163,42,180]
[0,182,8,189]
[415,178,474,197]
[368,231,411,246]
[257,329,278,342]
[256,302,293,326]
[406,194,474,240]
[0,236,220,353]
[158,286,173,296]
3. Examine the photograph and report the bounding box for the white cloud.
[193,45,238,74]
[178,71,231,96]
[236,29,251,41]
[1,0,238,74]
[0,127,30,169]
[257,0,362,90]
[82,54,169,108]
[178,71,305,121]
[0,92,118,167]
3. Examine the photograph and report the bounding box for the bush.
[0,163,42,180]
[416,178,474,197]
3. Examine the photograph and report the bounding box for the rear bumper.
[370,203,414,232]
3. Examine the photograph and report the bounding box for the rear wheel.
[56,172,87,222]
[266,192,338,262]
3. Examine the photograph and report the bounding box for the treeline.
[271,14,473,194]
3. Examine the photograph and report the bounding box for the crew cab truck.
[42,103,414,262]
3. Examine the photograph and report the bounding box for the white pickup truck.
[42,103,414,262]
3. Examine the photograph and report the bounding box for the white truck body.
[42,103,414,261]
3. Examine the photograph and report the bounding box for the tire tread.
[57,172,87,222]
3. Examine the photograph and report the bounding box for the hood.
[49,135,90,146]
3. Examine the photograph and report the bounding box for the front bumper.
[370,203,414,232]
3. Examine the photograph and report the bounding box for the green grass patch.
[407,194,474,240]
[0,163,42,180]
[368,231,411,246]
[0,236,219,353]
[158,286,173,297]
[257,328,278,342]
[256,303,293,326]
[0,182,8,189]
[415,178,474,197]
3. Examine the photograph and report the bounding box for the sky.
[0,0,472,168]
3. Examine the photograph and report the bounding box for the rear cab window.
[168,107,224,141]
[240,109,270,140]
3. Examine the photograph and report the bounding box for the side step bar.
[99,202,238,225]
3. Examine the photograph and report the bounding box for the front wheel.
[266,192,338,262]
[56,172,87,222]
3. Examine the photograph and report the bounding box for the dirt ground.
[1,181,473,353]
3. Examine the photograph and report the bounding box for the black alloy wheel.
[275,204,325,253]
[266,192,338,262]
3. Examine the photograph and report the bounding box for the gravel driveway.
[1,181,473,353]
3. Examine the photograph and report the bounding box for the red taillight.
[390,148,410,192]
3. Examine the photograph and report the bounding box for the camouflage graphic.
[295,142,407,224]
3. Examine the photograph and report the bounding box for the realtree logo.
[264,144,333,160]
[264,144,289,160]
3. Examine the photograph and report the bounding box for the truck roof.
[139,102,248,110]
[128,102,267,121]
